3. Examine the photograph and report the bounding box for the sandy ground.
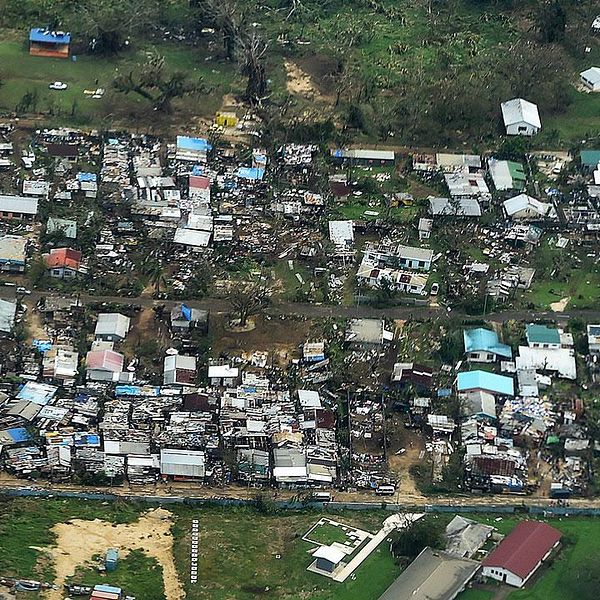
[549,296,570,312]
[43,508,184,600]
[25,303,47,343]
[284,61,327,101]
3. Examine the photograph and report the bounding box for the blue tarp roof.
[115,385,160,397]
[74,434,100,447]
[8,427,31,443]
[191,165,205,175]
[77,172,97,182]
[237,167,265,180]
[457,370,514,396]
[94,585,122,594]
[176,136,212,152]
[29,28,71,44]
[181,304,192,321]
[437,388,452,397]
[463,328,512,358]
[17,382,57,405]
[33,339,53,353]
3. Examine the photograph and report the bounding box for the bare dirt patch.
[284,60,330,102]
[25,303,47,343]
[43,508,184,600]
[549,296,570,312]
[211,313,312,368]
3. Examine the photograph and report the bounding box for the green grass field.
[0,34,237,127]
[3,498,600,600]
[458,590,495,600]
[304,519,362,545]
[525,268,600,310]
[72,550,166,600]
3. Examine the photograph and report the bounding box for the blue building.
[463,328,512,363]
[457,370,514,396]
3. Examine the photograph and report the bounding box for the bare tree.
[228,281,269,328]
[240,29,269,105]
[113,52,207,113]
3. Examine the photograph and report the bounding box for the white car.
[48,81,68,90]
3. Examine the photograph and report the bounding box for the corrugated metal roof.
[501,98,541,128]
[457,370,514,396]
[482,521,561,579]
[0,195,39,215]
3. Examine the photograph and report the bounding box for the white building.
[396,245,433,271]
[580,67,600,92]
[503,194,556,220]
[587,324,600,354]
[501,98,541,136]
[94,313,131,342]
[482,521,561,587]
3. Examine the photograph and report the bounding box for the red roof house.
[44,247,83,279]
[482,521,561,587]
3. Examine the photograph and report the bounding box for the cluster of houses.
[394,321,600,498]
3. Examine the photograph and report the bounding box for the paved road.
[3,288,599,323]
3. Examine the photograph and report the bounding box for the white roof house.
[173,227,211,248]
[298,389,322,409]
[501,98,541,136]
[208,364,239,379]
[0,195,39,217]
[503,194,556,220]
[428,196,481,217]
[580,67,600,92]
[0,299,16,334]
[328,220,354,248]
[160,448,205,478]
[94,313,131,341]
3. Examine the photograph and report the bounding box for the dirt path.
[25,303,47,343]
[44,508,184,600]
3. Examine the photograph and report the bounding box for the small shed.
[313,545,346,573]
[29,29,71,58]
[105,548,119,572]
[580,67,600,92]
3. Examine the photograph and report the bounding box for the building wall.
[467,351,495,363]
[482,566,524,587]
[0,211,34,220]
[506,122,539,136]
[0,261,25,273]
[581,76,600,92]
[29,42,70,58]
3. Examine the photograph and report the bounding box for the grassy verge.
[70,550,166,600]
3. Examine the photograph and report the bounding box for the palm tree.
[145,260,166,296]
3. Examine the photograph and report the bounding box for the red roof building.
[482,521,561,587]
[44,247,83,279]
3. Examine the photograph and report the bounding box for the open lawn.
[457,590,494,600]
[0,34,237,128]
[171,505,397,600]
[525,268,600,310]
[470,515,600,600]
[72,550,166,600]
